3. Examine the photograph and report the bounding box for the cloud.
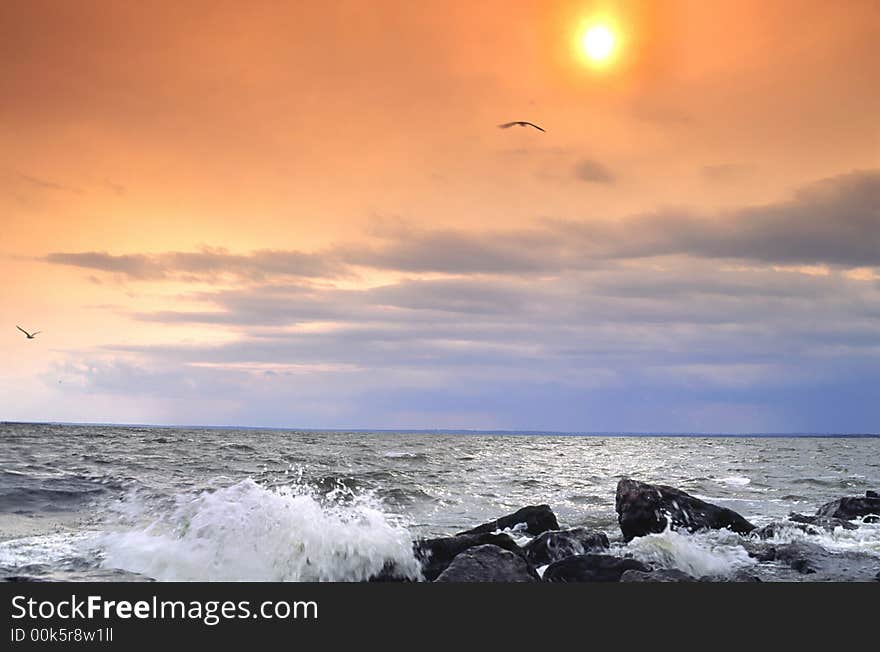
[44,247,345,281]
[355,169,880,272]
[44,170,880,281]
[46,252,167,279]
[573,159,615,184]
[42,250,880,431]
[32,169,880,431]
[341,228,560,274]
[551,169,880,267]
[17,172,83,194]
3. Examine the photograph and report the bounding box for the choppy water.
[1,423,878,581]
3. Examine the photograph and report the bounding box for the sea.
[1,422,878,582]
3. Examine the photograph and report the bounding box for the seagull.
[498,121,546,132]
[16,326,41,339]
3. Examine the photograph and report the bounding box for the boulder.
[746,541,828,574]
[615,478,755,541]
[415,532,523,581]
[620,569,695,582]
[543,554,649,582]
[522,528,609,567]
[815,495,880,521]
[457,505,559,537]
[751,521,818,539]
[433,545,540,582]
[699,571,762,583]
[367,561,418,582]
[867,490,878,499]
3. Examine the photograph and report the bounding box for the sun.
[581,24,616,63]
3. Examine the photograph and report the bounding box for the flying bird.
[498,121,546,132]
[16,326,41,339]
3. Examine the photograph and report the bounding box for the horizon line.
[0,419,878,438]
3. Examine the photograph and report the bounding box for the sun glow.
[581,24,616,63]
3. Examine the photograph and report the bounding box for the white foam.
[758,520,880,556]
[717,476,751,486]
[624,528,755,578]
[0,531,95,569]
[98,479,421,582]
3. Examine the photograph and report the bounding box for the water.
[1,423,878,581]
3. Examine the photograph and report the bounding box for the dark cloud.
[356,169,880,272]
[44,170,880,280]
[72,251,880,431]
[572,159,615,184]
[17,172,82,194]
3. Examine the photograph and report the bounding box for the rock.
[615,478,756,541]
[415,532,523,581]
[752,521,818,539]
[698,571,762,583]
[543,554,649,582]
[788,512,858,531]
[863,515,879,524]
[620,569,695,582]
[433,545,540,582]
[753,513,859,539]
[522,528,609,567]
[815,495,880,520]
[747,541,828,574]
[367,561,417,582]
[457,505,559,537]
[867,490,878,499]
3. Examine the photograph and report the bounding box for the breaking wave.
[98,479,421,582]
[623,529,755,578]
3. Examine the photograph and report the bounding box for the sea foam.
[623,528,755,578]
[98,479,421,582]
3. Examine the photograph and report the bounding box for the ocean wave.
[0,472,116,513]
[97,479,421,582]
[716,476,751,487]
[622,529,755,578]
[756,520,880,556]
[383,451,428,461]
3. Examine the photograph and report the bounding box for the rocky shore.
[383,479,880,582]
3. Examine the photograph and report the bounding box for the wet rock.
[747,541,828,574]
[367,561,417,582]
[620,568,695,582]
[543,554,649,582]
[788,512,858,531]
[457,505,559,537]
[698,570,762,582]
[433,545,540,582]
[415,532,523,581]
[522,528,609,567]
[867,490,878,499]
[752,521,818,539]
[615,478,756,541]
[815,495,880,520]
[863,515,879,524]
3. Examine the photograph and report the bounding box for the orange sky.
[1,1,878,429]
